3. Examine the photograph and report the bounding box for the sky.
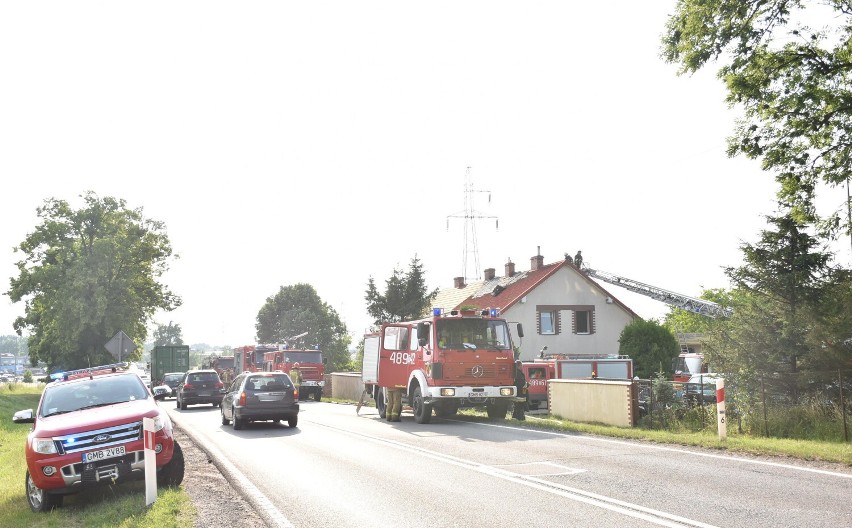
[2,2,849,350]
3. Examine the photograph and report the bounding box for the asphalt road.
[167,400,852,528]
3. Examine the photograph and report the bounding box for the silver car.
[220,372,299,430]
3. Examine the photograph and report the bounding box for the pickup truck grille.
[54,421,143,455]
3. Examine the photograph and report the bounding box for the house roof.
[436,258,639,318]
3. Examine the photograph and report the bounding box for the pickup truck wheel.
[412,387,432,424]
[26,471,62,513]
[221,406,230,425]
[158,441,185,487]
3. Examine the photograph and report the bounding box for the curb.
[168,409,294,528]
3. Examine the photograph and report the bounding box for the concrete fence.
[330,372,365,402]
[549,379,637,427]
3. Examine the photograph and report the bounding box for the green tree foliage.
[662,287,734,335]
[662,2,852,235]
[255,283,352,372]
[618,319,680,379]
[6,192,181,371]
[0,335,27,357]
[705,206,849,398]
[153,322,184,346]
[364,255,438,325]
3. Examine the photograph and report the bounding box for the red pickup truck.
[12,363,184,512]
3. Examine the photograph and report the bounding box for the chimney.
[483,268,496,280]
[505,259,515,277]
[531,246,544,270]
[453,276,466,289]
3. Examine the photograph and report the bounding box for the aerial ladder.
[584,268,733,318]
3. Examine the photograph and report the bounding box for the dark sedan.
[221,371,299,429]
[176,369,225,409]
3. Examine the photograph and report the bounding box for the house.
[430,250,639,361]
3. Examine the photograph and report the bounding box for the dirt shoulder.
[173,426,267,528]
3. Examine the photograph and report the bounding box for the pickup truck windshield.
[40,374,149,417]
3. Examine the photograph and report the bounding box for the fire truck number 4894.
[390,352,416,365]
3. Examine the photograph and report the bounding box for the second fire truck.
[361,307,524,424]
[262,346,326,401]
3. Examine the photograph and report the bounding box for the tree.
[618,319,680,380]
[6,192,181,371]
[662,2,852,238]
[255,283,352,372]
[153,322,184,346]
[365,255,438,326]
[704,205,847,399]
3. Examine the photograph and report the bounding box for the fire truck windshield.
[284,351,322,364]
[436,319,511,351]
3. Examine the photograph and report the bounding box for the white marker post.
[716,378,727,441]
[143,417,157,506]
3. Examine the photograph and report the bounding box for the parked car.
[683,374,720,405]
[176,369,225,409]
[161,372,186,398]
[12,363,184,512]
[221,371,299,430]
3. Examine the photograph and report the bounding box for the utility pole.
[446,167,499,281]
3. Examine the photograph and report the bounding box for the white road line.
[172,415,295,528]
[463,418,852,479]
[313,420,718,528]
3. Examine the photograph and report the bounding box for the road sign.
[105,331,136,361]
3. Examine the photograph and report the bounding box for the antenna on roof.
[446,167,499,281]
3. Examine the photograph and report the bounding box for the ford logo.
[93,434,111,443]
[471,365,484,378]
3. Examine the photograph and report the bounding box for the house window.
[573,310,594,335]
[538,311,558,335]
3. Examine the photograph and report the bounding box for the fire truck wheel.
[313,390,322,402]
[412,387,432,424]
[376,390,387,419]
[26,470,62,513]
[486,401,509,420]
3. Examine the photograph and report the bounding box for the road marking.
[463,418,852,479]
[170,413,295,528]
[312,420,718,528]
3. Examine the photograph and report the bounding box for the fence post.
[761,378,769,437]
[840,370,848,443]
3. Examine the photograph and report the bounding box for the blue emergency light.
[432,308,443,316]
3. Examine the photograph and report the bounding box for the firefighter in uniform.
[289,363,303,399]
[513,360,528,420]
[386,387,403,422]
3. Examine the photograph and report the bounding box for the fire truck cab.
[362,307,523,424]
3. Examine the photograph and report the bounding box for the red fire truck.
[233,345,268,374]
[361,307,524,424]
[262,347,326,401]
[522,352,634,410]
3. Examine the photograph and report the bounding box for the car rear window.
[188,372,220,383]
[246,375,292,391]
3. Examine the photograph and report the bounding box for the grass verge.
[0,384,197,527]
